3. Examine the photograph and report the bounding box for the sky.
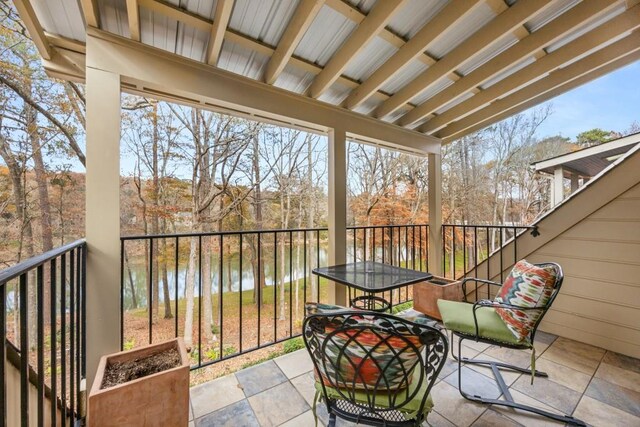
[533,61,640,140]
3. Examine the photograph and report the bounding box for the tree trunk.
[124,250,138,309]
[251,136,266,304]
[160,236,172,319]
[306,137,316,302]
[183,236,197,347]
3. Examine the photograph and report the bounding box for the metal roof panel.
[426,2,495,59]
[293,5,357,66]
[32,0,87,41]
[342,36,398,81]
[229,0,298,46]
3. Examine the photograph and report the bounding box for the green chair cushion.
[315,365,434,419]
[437,299,530,346]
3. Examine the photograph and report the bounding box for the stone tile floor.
[189,332,640,426]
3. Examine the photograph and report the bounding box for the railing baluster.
[289,231,293,337]
[274,232,277,342]
[0,279,5,427]
[239,234,243,353]
[37,265,44,427]
[499,227,504,284]
[303,231,307,306]
[76,248,81,424]
[61,253,66,424]
[148,238,153,345]
[50,258,58,426]
[120,240,124,350]
[175,237,179,338]
[20,273,28,427]
[198,235,202,367]
[257,233,261,347]
[219,235,224,360]
[316,231,320,303]
[70,252,75,424]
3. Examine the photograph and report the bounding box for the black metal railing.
[0,239,86,427]
[441,224,539,292]
[347,224,429,309]
[120,224,429,370]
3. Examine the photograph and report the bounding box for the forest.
[2,2,639,382]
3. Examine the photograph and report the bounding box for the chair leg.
[453,334,586,427]
[328,412,337,427]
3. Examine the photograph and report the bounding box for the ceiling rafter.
[309,0,406,99]
[85,0,418,111]
[125,0,140,42]
[374,0,555,120]
[324,0,440,68]
[441,46,640,143]
[12,0,52,59]
[264,0,325,85]
[419,5,640,135]
[343,0,482,110]
[439,33,640,139]
[79,0,100,28]
[398,0,619,127]
[206,0,235,66]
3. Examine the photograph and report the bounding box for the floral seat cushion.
[494,260,557,341]
[305,303,434,391]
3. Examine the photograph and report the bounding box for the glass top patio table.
[312,261,433,293]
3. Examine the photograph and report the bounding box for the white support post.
[428,153,442,276]
[328,127,348,306]
[553,166,565,206]
[85,62,121,389]
[570,173,579,192]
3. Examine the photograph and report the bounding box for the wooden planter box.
[413,276,462,320]
[89,338,190,427]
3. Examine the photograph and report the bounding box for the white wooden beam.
[206,0,235,66]
[438,33,640,140]
[264,0,325,84]
[133,0,417,109]
[344,0,481,110]
[422,6,640,135]
[85,61,121,389]
[327,127,348,306]
[12,0,52,59]
[138,0,210,32]
[79,0,100,28]
[428,153,442,276]
[309,0,406,99]
[86,28,441,154]
[440,48,640,143]
[375,0,554,119]
[324,0,438,68]
[125,0,140,42]
[398,0,619,126]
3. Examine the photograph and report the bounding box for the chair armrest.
[469,300,544,338]
[460,278,503,302]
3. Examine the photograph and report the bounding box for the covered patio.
[186,330,640,426]
[3,0,640,425]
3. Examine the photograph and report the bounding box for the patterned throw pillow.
[494,260,557,342]
[304,302,431,391]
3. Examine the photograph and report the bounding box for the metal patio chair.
[303,310,447,427]
[437,261,586,426]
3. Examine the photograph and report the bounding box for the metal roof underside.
[24,0,640,143]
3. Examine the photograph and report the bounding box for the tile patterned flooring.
[189,332,640,426]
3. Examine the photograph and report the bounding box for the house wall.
[467,145,640,358]
[529,183,640,358]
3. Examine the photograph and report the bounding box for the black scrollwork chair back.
[303,311,448,426]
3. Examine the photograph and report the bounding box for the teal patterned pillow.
[494,260,557,341]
